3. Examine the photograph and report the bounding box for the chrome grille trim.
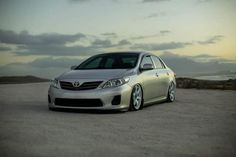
[60,81,103,90]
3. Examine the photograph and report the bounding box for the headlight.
[102,77,130,89]
[50,79,60,89]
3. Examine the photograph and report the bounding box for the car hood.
[58,69,131,80]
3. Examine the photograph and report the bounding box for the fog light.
[112,95,121,105]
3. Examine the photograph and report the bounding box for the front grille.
[55,98,103,107]
[60,81,103,90]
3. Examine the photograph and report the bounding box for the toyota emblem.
[73,81,80,87]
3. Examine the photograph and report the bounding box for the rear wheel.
[129,84,143,111]
[167,82,176,102]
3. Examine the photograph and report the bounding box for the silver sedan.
[48,52,176,111]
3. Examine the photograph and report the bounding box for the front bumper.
[48,84,132,110]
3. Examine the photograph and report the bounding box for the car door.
[151,56,170,97]
[140,55,160,102]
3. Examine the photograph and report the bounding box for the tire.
[167,82,176,102]
[129,84,143,111]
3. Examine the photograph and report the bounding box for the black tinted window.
[152,56,163,69]
[140,56,154,67]
[81,57,102,69]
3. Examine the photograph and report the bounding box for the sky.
[0,0,236,78]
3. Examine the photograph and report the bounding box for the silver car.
[48,52,176,111]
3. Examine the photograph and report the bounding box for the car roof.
[97,51,153,56]
[103,51,142,54]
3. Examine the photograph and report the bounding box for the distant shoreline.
[0,76,236,90]
[176,77,236,90]
[0,76,49,84]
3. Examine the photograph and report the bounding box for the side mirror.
[140,63,154,71]
[70,65,77,70]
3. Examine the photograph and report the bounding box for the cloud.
[131,30,170,40]
[28,57,83,68]
[69,0,89,3]
[1,52,235,79]
[0,63,67,79]
[161,52,233,64]
[0,29,226,59]
[0,45,12,51]
[191,54,236,63]
[0,30,85,45]
[69,0,119,3]
[117,40,131,46]
[0,57,86,79]
[101,32,117,38]
[90,39,131,48]
[193,54,217,58]
[145,12,167,19]
[143,0,170,3]
[91,39,113,48]
[131,42,192,51]
[160,52,236,76]
[146,13,159,18]
[0,29,101,56]
[0,30,132,56]
[192,54,218,61]
[160,30,171,35]
[130,34,159,40]
[16,44,99,56]
[192,54,219,63]
[198,35,224,45]
[197,0,212,3]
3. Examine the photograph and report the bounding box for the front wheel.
[167,82,176,102]
[129,84,143,111]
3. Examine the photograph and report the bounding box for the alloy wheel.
[168,82,175,102]
[131,84,143,110]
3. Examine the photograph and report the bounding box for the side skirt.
[143,96,167,107]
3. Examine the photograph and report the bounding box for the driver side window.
[140,56,154,67]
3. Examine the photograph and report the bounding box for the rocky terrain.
[176,78,236,90]
[1,76,236,90]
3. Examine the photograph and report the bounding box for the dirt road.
[0,83,236,157]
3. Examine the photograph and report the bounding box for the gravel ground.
[0,82,236,157]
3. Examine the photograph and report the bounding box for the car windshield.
[76,53,139,70]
